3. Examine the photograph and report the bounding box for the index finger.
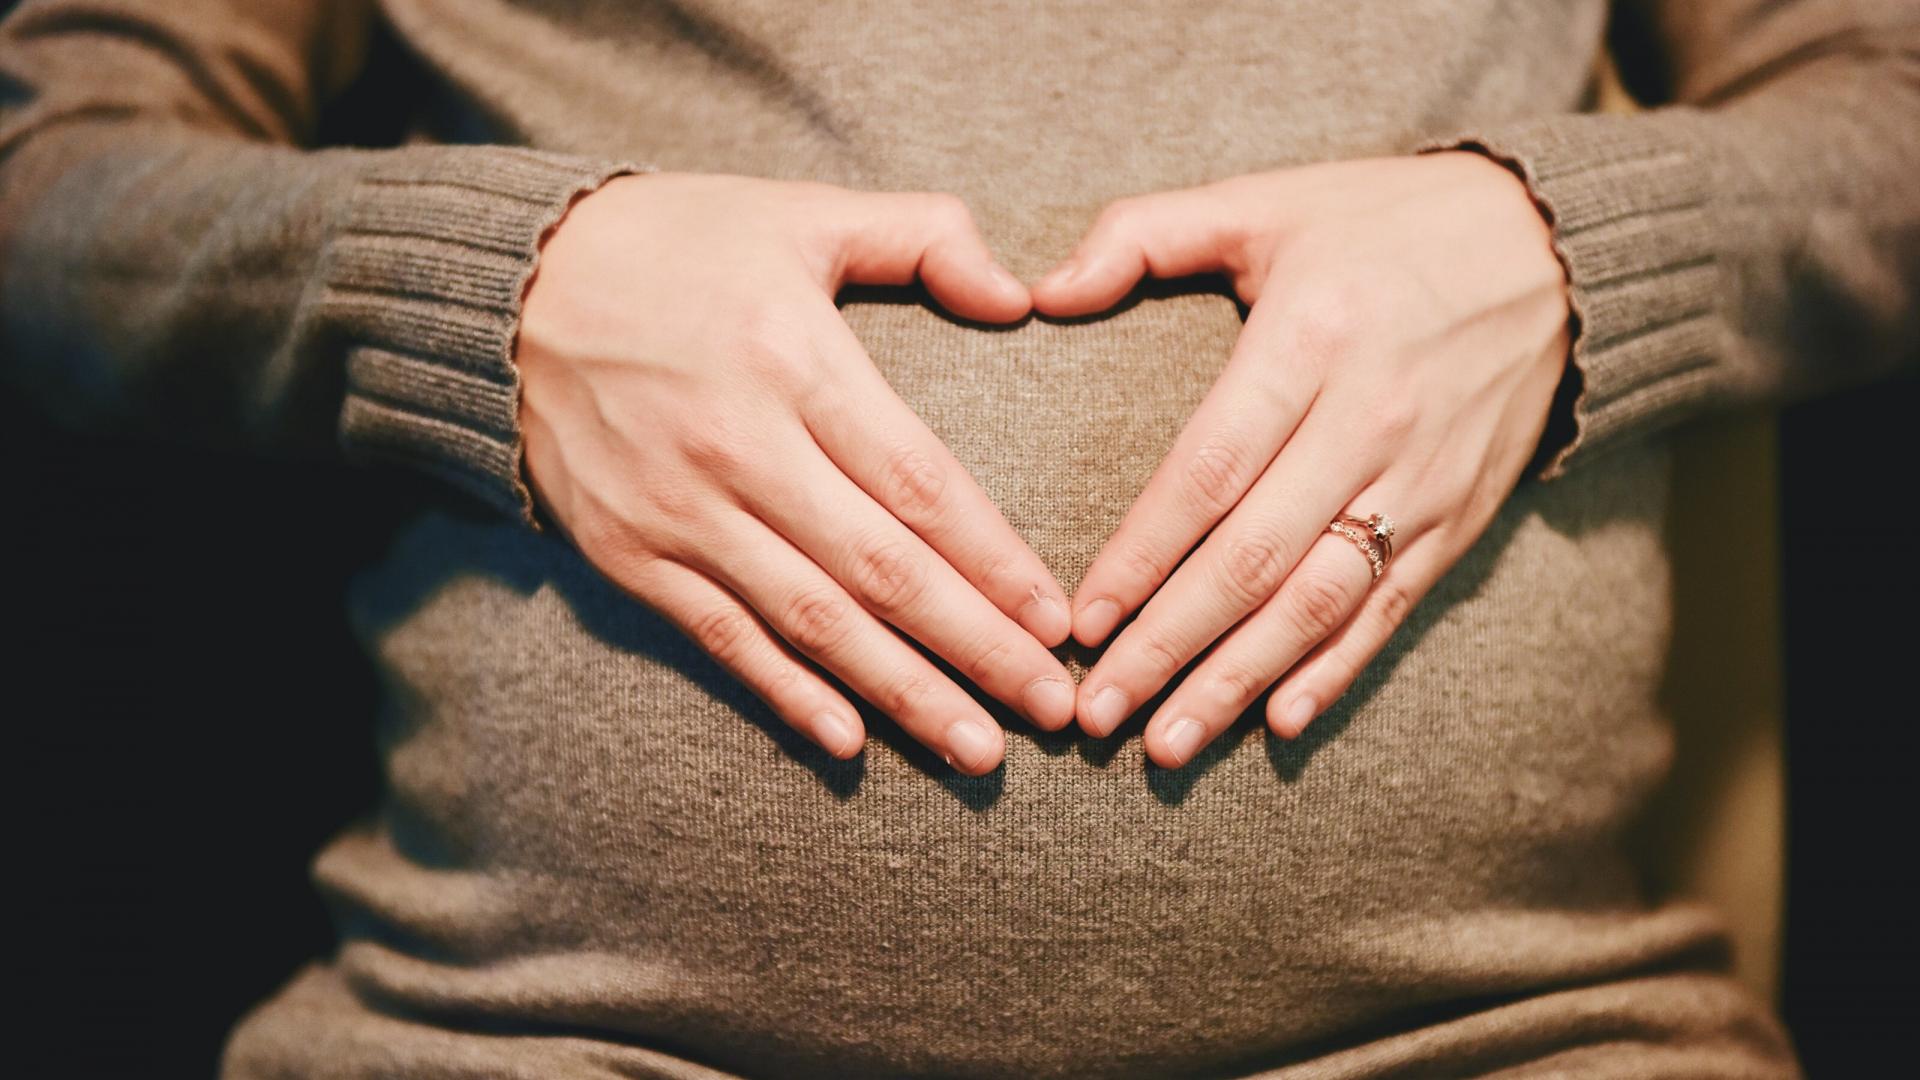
[801,306,1073,646]
[1077,398,1374,738]
[1069,299,1317,646]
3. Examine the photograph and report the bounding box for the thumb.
[831,191,1031,322]
[1032,186,1248,317]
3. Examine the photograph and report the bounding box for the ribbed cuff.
[1417,111,1723,483]
[323,146,649,529]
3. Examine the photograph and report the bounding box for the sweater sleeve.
[1418,0,1920,483]
[0,0,647,529]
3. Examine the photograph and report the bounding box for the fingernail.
[990,263,1025,296]
[1162,716,1207,766]
[1075,598,1122,645]
[1022,677,1076,730]
[814,711,860,758]
[1281,694,1316,737]
[1086,684,1132,737]
[944,719,1000,773]
[1019,590,1070,645]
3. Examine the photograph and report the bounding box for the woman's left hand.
[1032,152,1572,767]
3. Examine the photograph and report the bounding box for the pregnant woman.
[2,1,1913,1076]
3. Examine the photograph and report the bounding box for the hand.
[1032,152,1571,766]
[516,173,1075,775]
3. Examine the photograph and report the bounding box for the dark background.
[5,2,1914,1076]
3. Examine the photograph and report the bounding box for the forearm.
[0,0,641,524]
[1422,4,1920,481]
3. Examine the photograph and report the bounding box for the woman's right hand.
[514,173,1072,775]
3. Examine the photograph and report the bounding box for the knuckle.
[964,634,1016,686]
[1208,660,1273,706]
[1372,577,1416,628]
[1284,566,1356,640]
[678,412,757,476]
[643,511,729,568]
[759,658,804,696]
[688,604,757,664]
[1133,628,1185,676]
[781,586,854,654]
[1094,196,1139,231]
[1358,393,1418,442]
[724,319,788,372]
[566,496,642,562]
[972,549,1015,596]
[847,538,930,615]
[1286,282,1368,361]
[1183,431,1257,515]
[641,474,707,526]
[600,545,666,593]
[879,444,949,521]
[725,315,819,395]
[1115,536,1169,589]
[879,669,936,720]
[572,499,679,577]
[926,192,972,229]
[1220,527,1293,602]
[1448,474,1489,519]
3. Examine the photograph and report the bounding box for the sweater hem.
[1416,111,1725,483]
[324,147,652,529]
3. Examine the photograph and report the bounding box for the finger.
[1030,185,1248,316]
[1267,534,1444,740]
[1068,299,1313,647]
[1140,528,1376,768]
[733,422,1077,732]
[831,190,1030,322]
[1077,399,1384,738]
[802,307,1073,647]
[687,509,1009,775]
[635,558,866,759]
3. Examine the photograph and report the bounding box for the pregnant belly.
[312,293,1711,1077]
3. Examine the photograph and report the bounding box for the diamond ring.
[1328,512,1395,581]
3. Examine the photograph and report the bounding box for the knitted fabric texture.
[3,0,1914,1076]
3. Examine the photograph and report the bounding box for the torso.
[225,3,1797,1075]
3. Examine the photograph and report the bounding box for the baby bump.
[319,294,1699,1077]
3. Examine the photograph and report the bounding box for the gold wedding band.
[1328,513,1395,581]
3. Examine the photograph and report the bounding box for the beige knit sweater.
[3,1,1915,1076]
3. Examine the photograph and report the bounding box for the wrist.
[1434,147,1580,483]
